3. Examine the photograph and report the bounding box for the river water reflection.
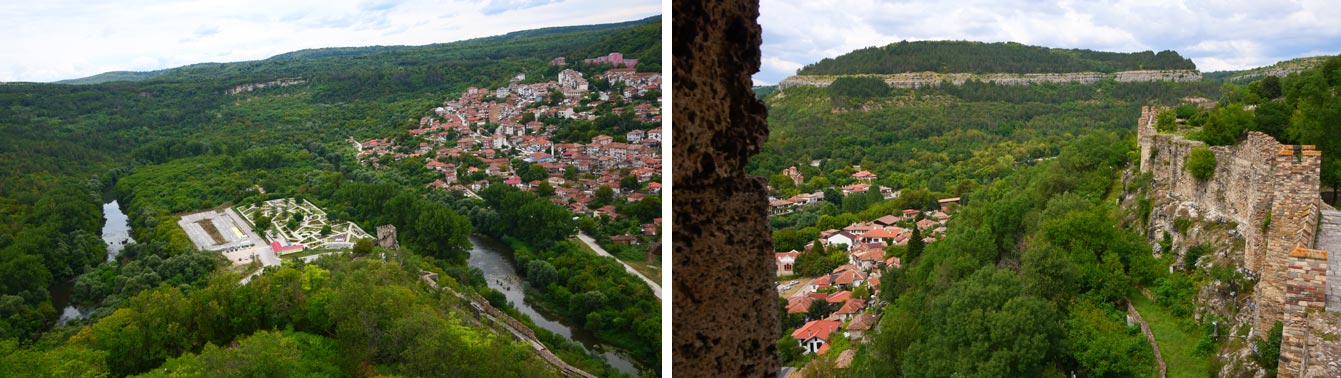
[55,200,135,325]
[465,235,639,375]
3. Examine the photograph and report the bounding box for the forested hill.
[796,40,1196,75]
[1201,55,1331,83]
[51,15,661,86]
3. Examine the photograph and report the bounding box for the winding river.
[54,200,135,325]
[466,235,640,375]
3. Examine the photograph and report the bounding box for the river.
[466,235,640,375]
[54,200,135,325]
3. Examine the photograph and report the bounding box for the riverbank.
[467,235,647,376]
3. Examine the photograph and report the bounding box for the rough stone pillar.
[672,0,779,376]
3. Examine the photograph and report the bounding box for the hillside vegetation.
[0,16,661,377]
[797,40,1195,75]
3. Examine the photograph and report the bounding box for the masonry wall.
[672,0,780,376]
[1137,106,1280,272]
[1136,109,1328,353]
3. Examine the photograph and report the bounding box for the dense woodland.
[841,132,1165,376]
[797,41,1195,75]
[0,16,661,377]
[752,77,1220,199]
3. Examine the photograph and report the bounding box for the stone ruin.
[376,224,399,250]
[1137,106,1341,377]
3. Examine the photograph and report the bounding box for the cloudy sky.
[756,0,1341,85]
[0,0,660,82]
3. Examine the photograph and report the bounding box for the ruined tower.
[376,224,400,250]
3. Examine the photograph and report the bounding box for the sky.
[0,0,660,82]
[755,0,1341,85]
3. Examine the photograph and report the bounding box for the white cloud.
[0,0,660,82]
[755,0,1341,84]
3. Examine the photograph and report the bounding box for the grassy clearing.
[1130,294,1211,378]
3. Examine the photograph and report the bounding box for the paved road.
[576,232,661,299]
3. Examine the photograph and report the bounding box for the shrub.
[1187,147,1217,181]
[1156,109,1177,132]
[1174,217,1192,235]
[1183,244,1210,270]
[1257,321,1283,372]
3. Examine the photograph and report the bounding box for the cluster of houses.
[353,54,662,227]
[768,167,900,216]
[775,200,961,357]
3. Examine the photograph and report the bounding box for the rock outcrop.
[226,78,306,95]
[777,70,1201,90]
[673,0,779,377]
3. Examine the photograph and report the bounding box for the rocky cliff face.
[226,78,306,95]
[777,70,1201,90]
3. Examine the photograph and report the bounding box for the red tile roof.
[791,320,842,342]
[851,170,877,178]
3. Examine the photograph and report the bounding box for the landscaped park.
[235,198,372,253]
[176,198,372,267]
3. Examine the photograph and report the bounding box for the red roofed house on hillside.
[916,219,940,231]
[786,296,813,315]
[873,214,900,226]
[832,298,865,321]
[901,208,922,221]
[792,320,843,355]
[857,227,903,244]
[846,313,878,341]
[841,183,870,195]
[851,170,877,181]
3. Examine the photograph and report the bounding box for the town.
[769,166,961,370]
[351,52,663,262]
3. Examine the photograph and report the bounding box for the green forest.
[797,41,1195,76]
[0,16,661,378]
[751,76,1220,199]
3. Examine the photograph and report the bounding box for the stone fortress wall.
[1136,106,1339,377]
[777,69,1201,90]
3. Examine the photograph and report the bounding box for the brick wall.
[1259,147,1324,337]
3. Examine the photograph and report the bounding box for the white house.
[791,320,842,355]
[826,231,856,248]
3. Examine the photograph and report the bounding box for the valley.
[0,16,662,378]
[751,41,1341,377]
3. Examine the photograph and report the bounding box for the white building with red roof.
[792,320,843,355]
